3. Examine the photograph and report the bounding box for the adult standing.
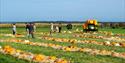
[50,23,54,36]
[33,23,36,32]
[58,23,62,33]
[28,23,34,38]
[50,23,54,32]
[12,24,16,35]
[56,25,59,32]
[26,23,30,37]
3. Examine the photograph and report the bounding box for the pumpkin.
[111,42,117,46]
[64,47,71,51]
[111,52,120,57]
[120,43,125,47]
[99,50,112,55]
[24,40,30,43]
[49,56,57,60]
[56,59,69,63]
[120,53,125,59]
[104,41,111,46]
[3,45,15,54]
[33,54,45,62]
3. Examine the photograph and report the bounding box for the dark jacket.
[29,24,34,32]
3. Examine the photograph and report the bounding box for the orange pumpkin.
[33,54,45,62]
[56,59,69,63]
[3,45,15,54]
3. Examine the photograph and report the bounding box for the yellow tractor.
[83,19,98,31]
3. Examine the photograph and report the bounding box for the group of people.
[50,23,62,33]
[12,23,36,38]
[12,23,73,38]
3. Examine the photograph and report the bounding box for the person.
[50,23,54,32]
[28,23,34,38]
[12,24,16,35]
[56,25,59,32]
[58,23,62,33]
[26,23,30,37]
[66,23,72,30]
[50,23,54,36]
[33,23,36,32]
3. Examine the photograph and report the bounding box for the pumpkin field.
[0,24,125,63]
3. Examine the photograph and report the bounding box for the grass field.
[0,26,125,63]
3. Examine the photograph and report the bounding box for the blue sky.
[0,0,125,22]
